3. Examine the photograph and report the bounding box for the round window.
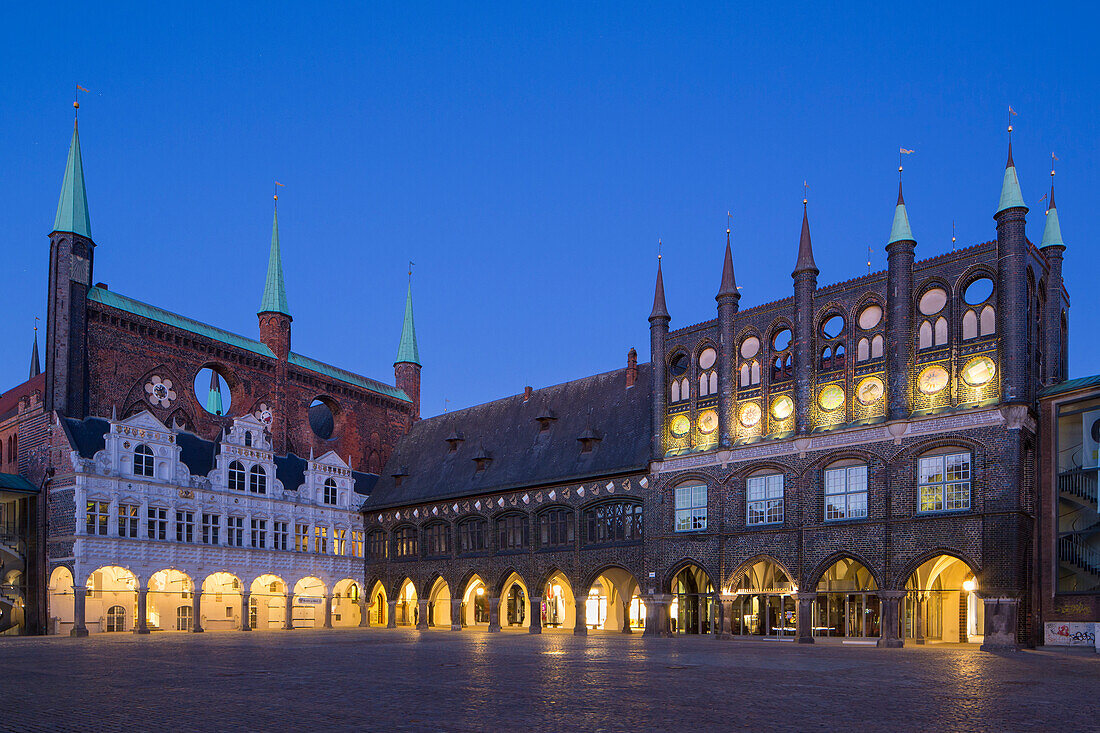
[961,357,997,387]
[740,336,760,359]
[738,402,761,428]
[195,367,231,416]
[857,305,883,330]
[964,278,995,305]
[818,385,845,411]
[698,348,717,370]
[821,315,845,339]
[309,398,336,439]
[772,329,792,351]
[670,353,689,377]
[856,377,884,405]
[919,288,948,315]
[771,395,794,420]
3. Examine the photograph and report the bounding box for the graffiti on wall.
[1044,622,1096,646]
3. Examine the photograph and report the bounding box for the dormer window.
[577,428,601,454]
[134,444,155,478]
[228,461,246,491]
[249,465,267,495]
[473,448,492,472]
[535,409,557,432]
[392,466,409,488]
[445,430,464,453]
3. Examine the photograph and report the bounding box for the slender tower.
[715,223,740,448]
[394,273,422,421]
[29,325,41,379]
[995,139,1029,403]
[649,256,671,459]
[45,103,94,418]
[792,199,818,436]
[886,180,916,421]
[258,194,292,449]
[1039,166,1066,386]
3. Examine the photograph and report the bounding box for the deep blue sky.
[1,3,1096,416]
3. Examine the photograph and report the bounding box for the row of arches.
[48,566,364,634]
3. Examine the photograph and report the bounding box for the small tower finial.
[802,180,808,206]
[952,220,956,252]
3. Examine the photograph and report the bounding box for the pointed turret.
[1040,170,1067,385]
[793,203,818,276]
[259,203,290,316]
[888,182,915,244]
[29,328,41,379]
[649,259,670,322]
[716,230,739,300]
[997,141,1027,214]
[648,255,671,459]
[53,118,91,238]
[205,370,223,416]
[716,227,739,449]
[395,278,422,421]
[1040,186,1064,247]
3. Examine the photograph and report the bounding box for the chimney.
[626,347,638,388]
[523,385,533,402]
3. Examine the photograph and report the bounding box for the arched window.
[918,449,971,513]
[979,305,995,336]
[424,522,450,556]
[824,460,868,521]
[934,317,948,346]
[671,380,681,402]
[393,525,418,558]
[749,361,760,384]
[582,501,643,544]
[105,605,126,632]
[537,507,575,548]
[697,347,717,397]
[496,513,529,550]
[249,465,267,495]
[323,478,337,505]
[739,363,750,387]
[458,517,488,553]
[871,335,884,358]
[857,338,870,362]
[669,353,689,402]
[244,430,253,447]
[134,444,155,477]
[962,310,978,340]
[367,528,387,560]
[228,461,245,491]
[918,321,933,350]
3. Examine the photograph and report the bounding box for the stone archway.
[292,577,328,629]
[200,572,244,632]
[250,575,289,631]
[903,554,982,644]
[148,569,195,631]
[332,579,361,628]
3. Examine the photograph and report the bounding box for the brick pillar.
[487,596,501,632]
[191,589,204,633]
[794,592,815,644]
[885,238,915,421]
[574,598,588,636]
[416,598,429,630]
[528,596,542,634]
[386,600,397,628]
[996,204,1028,403]
[324,594,334,629]
[284,591,294,629]
[643,594,672,637]
[240,591,252,631]
[134,589,150,634]
[71,586,88,637]
[450,597,463,631]
[1041,244,1066,385]
[979,594,1020,650]
[877,591,905,648]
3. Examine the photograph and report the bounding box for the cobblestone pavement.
[2,629,1097,732]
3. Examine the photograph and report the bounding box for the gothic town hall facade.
[1,111,1083,650]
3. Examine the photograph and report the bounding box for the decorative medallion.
[961,357,996,387]
[818,384,845,411]
[577,486,586,497]
[522,493,530,504]
[452,504,459,513]
[771,395,794,420]
[738,402,761,428]
[497,497,504,507]
[432,506,438,515]
[254,403,274,426]
[698,409,719,434]
[918,365,950,395]
[144,376,176,408]
[856,376,885,406]
[639,477,649,489]
[670,414,691,437]
[606,481,614,491]
[549,490,556,500]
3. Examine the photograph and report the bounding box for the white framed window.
[118,503,138,538]
[674,484,707,531]
[334,528,347,555]
[323,478,338,505]
[747,473,784,526]
[85,501,109,536]
[314,525,328,554]
[201,513,220,545]
[134,444,155,477]
[918,452,972,512]
[274,521,289,550]
[351,530,364,558]
[251,518,267,548]
[227,516,244,547]
[824,464,868,521]
[249,466,267,494]
[228,461,246,491]
[295,523,309,552]
[147,506,168,540]
[175,510,194,543]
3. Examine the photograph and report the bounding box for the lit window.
[118,504,139,538]
[368,529,388,559]
[824,465,868,521]
[674,484,707,531]
[134,444,154,477]
[351,530,364,558]
[295,523,310,552]
[918,452,971,512]
[314,525,329,553]
[394,526,417,557]
[85,501,109,536]
[747,474,784,526]
[333,528,347,555]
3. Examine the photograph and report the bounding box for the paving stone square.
[3,629,1098,731]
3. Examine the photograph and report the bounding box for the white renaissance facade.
[47,411,368,634]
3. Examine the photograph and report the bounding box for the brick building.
[2,109,421,634]
[363,142,1071,649]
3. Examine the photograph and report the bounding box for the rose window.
[254,403,274,425]
[144,376,176,408]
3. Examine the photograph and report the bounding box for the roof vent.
[523,385,533,402]
[472,447,492,472]
[391,464,409,487]
[445,429,464,453]
[577,427,602,453]
[535,408,557,432]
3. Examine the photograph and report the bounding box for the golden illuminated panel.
[738,402,761,428]
[698,409,719,434]
[771,395,794,420]
[670,414,691,437]
[961,356,996,387]
[918,365,950,395]
[856,376,884,406]
[818,384,845,411]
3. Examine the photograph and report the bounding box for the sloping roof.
[0,373,45,422]
[1039,374,1100,399]
[364,364,652,510]
[259,205,290,315]
[395,282,420,366]
[53,122,92,238]
[288,353,409,402]
[62,417,110,460]
[0,473,38,494]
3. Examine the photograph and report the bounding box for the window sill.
[581,539,643,550]
[915,508,971,516]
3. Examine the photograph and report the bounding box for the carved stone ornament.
[144,376,176,408]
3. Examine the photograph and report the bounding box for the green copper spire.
[395,280,420,366]
[997,142,1026,213]
[888,182,914,244]
[53,118,92,238]
[205,369,223,415]
[259,202,290,315]
[1040,186,1064,247]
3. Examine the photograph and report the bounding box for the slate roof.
[60,417,376,496]
[364,364,652,511]
[1039,374,1100,399]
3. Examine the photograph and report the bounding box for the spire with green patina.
[888,182,915,244]
[53,111,92,238]
[205,369,223,416]
[997,140,1026,213]
[1040,179,1064,247]
[259,198,290,315]
[395,278,420,366]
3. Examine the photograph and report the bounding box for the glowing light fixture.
[476,587,484,596]
[771,395,794,420]
[738,402,761,428]
[818,384,845,411]
[962,579,977,593]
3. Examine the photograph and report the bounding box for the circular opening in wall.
[194,366,232,416]
[857,305,882,330]
[964,278,995,305]
[669,353,689,377]
[740,336,760,359]
[309,398,337,440]
[772,329,792,351]
[919,287,948,315]
[821,315,845,339]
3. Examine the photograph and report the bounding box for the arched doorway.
[148,569,194,631]
[461,576,489,627]
[426,577,450,628]
[200,572,243,631]
[814,558,879,638]
[541,572,574,630]
[48,567,75,634]
[332,579,361,627]
[395,579,417,626]
[731,558,796,637]
[904,555,982,644]
[585,568,641,632]
[293,577,327,628]
[671,564,713,635]
[368,581,388,626]
[85,566,137,634]
[250,575,288,630]
[499,573,529,629]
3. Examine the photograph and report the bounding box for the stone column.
[284,591,294,630]
[643,594,672,638]
[718,599,734,638]
[487,596,501,632]
[877,591,905,648]
[574,598,588,636]
[528,596,542,634]
[621,599,632,634]
[450,597,463,631]
[416,598,429,630]
[358,596,369,628]
[71,586,88,637]
[323,594,334,629]
[386,600,397,629]
[979,594,1020,651]
[191,589,204,633]
[134,589,150,634]
[914,595,925,644]
[240,591,252,631]
[710,593,722,637]
[794,592,815,644]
